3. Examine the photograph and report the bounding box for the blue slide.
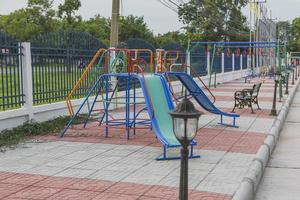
[166,72,239,127]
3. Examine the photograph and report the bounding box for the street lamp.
[296,65,298,80]
[169,96,203,200]
[270,72,281,116]
[292,67,295,85]
[285,71,290,95]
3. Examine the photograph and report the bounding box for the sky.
[0,0,299,34]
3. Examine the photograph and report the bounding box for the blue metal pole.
[127,75,131,139]
[60,77,102,138]
[133,77,136,135]
[83,80,102,128]
[192,41,277,45]
[215,45,279,48]
[105,76,109,137]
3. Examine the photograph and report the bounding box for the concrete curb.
[232,77,300,200]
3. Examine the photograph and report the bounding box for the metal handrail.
[66,48,107,116]
[129,65,155,118]
[128,49,154,73]
[165,50,180,62]
[169,63,216,104]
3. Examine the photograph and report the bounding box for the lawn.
[0,65,104,111]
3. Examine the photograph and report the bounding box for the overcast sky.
[0,0,299,34]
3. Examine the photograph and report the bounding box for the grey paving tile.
[248,118,274,133]
[122,169,166,185]
[193,149,227,164]
[88,169,132,182]
[23,165,65,176]
[286,107,300,122]
[72,160,111,170]
[44,159,81,168]
[218,153,254,167]
[55,168,97,178]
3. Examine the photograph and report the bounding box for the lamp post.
[169,96,203,200]
[292,67,295,85]
[285,71,290,95]
[270,72,281,116]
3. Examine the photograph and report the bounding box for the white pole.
[21,42,34,120]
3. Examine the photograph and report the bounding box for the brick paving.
[0,172,231,200]
[0,77,295,199]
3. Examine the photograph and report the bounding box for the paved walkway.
[0,76,295,200]
[255,87,300,200]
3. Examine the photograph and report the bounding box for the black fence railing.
[30,30,107,105]
[243,55,248,69]
[235,55,241,71]
[224,55,233,72]
[0,32,24,111]
[191,53,207,76]
[213,55,222,73]
[31,47,104,105]
[0,31,253,111]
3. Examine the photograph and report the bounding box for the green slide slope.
[144,75,180,146]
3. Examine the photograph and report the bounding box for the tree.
[80,15,110,45]
[0,9,39,41]
[58,0,82,28]
[0,0,57,40]
[178,0,248,41]
[290,18,300,51]
[154,31,187,48]
[119,15,154,44]
[276,21,292,53]
[27,0,57,33]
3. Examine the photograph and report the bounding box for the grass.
[0,66,103,110]
[0,116,86,151]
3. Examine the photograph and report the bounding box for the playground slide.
[166,72,239,126]
[140,75,198,153]
[141,75,180,147]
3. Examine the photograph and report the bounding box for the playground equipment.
[62,46,242,160]
[61,64,200,160]
[190,41,279,88]
[166,72,239,127]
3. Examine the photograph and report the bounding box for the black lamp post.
[292,67,295,85]
[270,72,281,116]
[169,96,203,200]
[285,71,290,95]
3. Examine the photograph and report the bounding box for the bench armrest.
[242,88,253,95]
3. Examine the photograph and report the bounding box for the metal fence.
[0,32,24,111]
[224,55,233,72]
[213,54,222,73]
[235,55,241,71]
[242,55,248,69]
[0,30,250,111]
[30,30,107,105]
[190,45,207,76]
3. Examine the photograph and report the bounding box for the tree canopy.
[178,0,249,41]
[290,18,300,51]
[0,0,299,51]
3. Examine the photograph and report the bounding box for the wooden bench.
[232,83,262,113]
